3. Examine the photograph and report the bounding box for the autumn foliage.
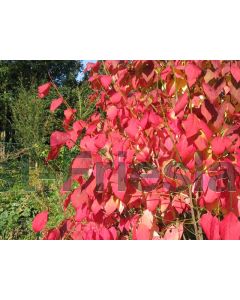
[33,60,240,240]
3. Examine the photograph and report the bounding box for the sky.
[77,60,96,81]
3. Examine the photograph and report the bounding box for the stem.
[48,71,71,108]
[77,87,82,119]
[188,185,200,240]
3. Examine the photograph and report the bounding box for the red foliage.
[34,60,240,240]
[50,97,63,112]
[38,82,52,98]
[32,211,48,233]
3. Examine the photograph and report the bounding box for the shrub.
[33,60,240,240]
[11,86,55,161]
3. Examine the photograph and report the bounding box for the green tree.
[0,60,83,142]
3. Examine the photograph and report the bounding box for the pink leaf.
[94,133,107,149]
[32,211,48,233]
[135,210,154,240]
[202,81,224,103]
[185,63,201,87]
[194,135,208,151]
[71,188,88,209]
[163,223,184,240]
[50,97,63,112]
[91,200,102,215]
[71,154,92,180]
[199,212,220,240]
[211,136,231,155]
[146,193,160,212]
[219,212,240,240]
[125,119,140,139]
[107,105,118,121]
[174,92,188,116]
[211,137,224,155]
[109,227,118,240]
[105,197,119,215]
[38,82,51,98]
[100,75,112,90]
[45,229,60,240]
[231,63,240,83]
[99,227,111,240]
[63,108,76,129]
[110,92,122,104]
[50,131,69,147]
[176,135,196,163]
[47,131,69,160]
[148,111,162,126]
[182,113,199,138]
[136,224,151,240]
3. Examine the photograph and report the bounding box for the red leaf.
[211,137,226,155]
[47,131,69,160]
[91,200,102,215]
[125,119,140,139]
[110,92,122,104]
[198,120,212,139]
[185,63,201,87]
[71,188,89,209]
[50,131,69,148]
[201,100,214,123]
[194,135,208,151]
[202,81,224,103]
[174,92,188,116]
[148,111,162,126]
[94,133,107,149]
[211,136,231,155]
[107,106,118,121]
[109,227,118,240]
[100,75,112,90]
[45,229,60,240]
[38,82,51,98]
[146,193,160,212]
[63,108,76,129]
[99,227,111,240]
[163,223,184,240]
[135,224,151,240]
[172,196,189,214]
[50,97,63,112]
[75,205,88,222]
[176,135,196,163]
[32,211,48,233]
[182,113,199,138]
[135,210,154,240]
[199,212,220,240]
[230,63,240,83]
[219,212,240,240]
[105,197,119,215]
[71,153,92,180]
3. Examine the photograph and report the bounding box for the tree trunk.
[0,131,6,159]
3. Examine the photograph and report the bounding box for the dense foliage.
[33,60,240,240]
[0,60,82,142]
[0,61,95,239]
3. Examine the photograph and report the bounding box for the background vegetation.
[0,60,94,239]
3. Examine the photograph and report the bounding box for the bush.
[33,60,240,240]
[1,80,94,239]
[11,86,56,161]
[0,168,64,240]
